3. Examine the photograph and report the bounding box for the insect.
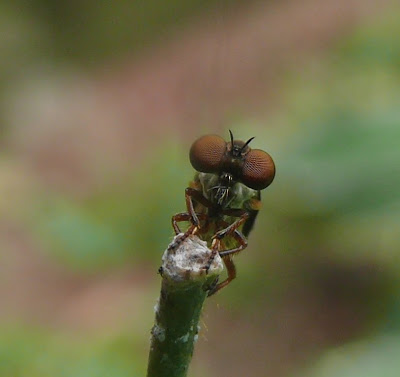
[172,131,275,296]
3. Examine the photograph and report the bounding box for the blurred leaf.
[279,107,400,215]
[32,141,193,270]
[0,326,145,377]
[304,334,400,377]
[337,10,400,67]
[35,199,127,269]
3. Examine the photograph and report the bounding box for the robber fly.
[172,131,275,296]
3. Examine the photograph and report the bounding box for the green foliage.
[280,108,400,215]
[32,142,193,270]
[305,333,400,377]
[337,10,400,68]
[0,327,145,377]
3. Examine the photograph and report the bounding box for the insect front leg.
[171,212,192,235]
[171,187,213,235]
[169,211,208,255]
[171,212,207,235]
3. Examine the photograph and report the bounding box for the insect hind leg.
[203,210,249,296]
[207,257,237,296]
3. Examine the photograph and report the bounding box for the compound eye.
[241,149,275,190]
[189,135,226,173]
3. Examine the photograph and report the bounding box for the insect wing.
[242,190,261,238]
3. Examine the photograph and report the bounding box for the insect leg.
[207,257,237,296]
[203,210,248,275]
[171,212,191,235]
[171,212,207,235]
[171,187,212,234]
[213,210,249,246]
[168,213,209,255]
[185,187,214,226]
[218,228,248,257]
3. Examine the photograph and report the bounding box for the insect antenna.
[229,129,234,145]
[241,136,255,152]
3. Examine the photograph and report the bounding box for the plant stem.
[147,233,223,377]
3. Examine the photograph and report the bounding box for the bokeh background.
[1,1,399,376]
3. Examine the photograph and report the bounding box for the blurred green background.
[1,1,399,376]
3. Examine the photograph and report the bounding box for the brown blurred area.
[4,0,386,191]
[1,0,398,376]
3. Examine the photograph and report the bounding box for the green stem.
[147,234,223,377]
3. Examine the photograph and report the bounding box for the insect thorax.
[196,172,257,210]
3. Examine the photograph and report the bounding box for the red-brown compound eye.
[241,149,276,190]
[189,135,227,173]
